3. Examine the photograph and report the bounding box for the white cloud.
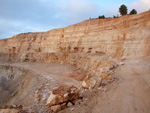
[129,0,150,13]
[102,4,120,17]
[0,0,100,39]
[100,0,150,17]
[1,0,149,39]
[59,0,99,25]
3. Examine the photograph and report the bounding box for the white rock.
[46,93,58,106]
[71,108,74,111]
[51,105,61,112]
[119,62,124,65]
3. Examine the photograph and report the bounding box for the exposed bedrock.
[0,12,149,78]
[0,11,150,61]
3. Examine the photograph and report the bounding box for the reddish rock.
[47,85,79,106]
[60,103,66,110]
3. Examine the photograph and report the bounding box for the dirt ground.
[0,62,81,87]
[60,59,150,113]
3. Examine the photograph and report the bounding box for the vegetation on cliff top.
[91,4,138,20]
[119,4,128,15]
[130,9,137,15]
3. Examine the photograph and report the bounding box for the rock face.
[47,85,79,106]
[0,12,149,78]
[0,11,150,61]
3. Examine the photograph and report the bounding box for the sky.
[0,0,150,39]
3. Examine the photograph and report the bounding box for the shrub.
[98,15,105,19]
[130,9,137,15]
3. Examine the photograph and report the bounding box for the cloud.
[0,0,58,39]
[60,0,99,25]
[99,0,150,17]
[129,0,150,13]
[102,5,121,17]
[1,0,149,39]
[0,0,100,39]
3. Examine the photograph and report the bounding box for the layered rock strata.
[1,12,149,79]
[0,11,150,60]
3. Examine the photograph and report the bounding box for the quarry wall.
[0,11,150,76]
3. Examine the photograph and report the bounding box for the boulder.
[67,102,73,107]
[99,72,113,80]
[121,57,126,61]
[81,76,102,89]
[60,103,66,110]
[118,62,124,65]
[50,105,61,113]
[46,93,59,106]
[47,85,79,106]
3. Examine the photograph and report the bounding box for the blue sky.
[0,0,149,39]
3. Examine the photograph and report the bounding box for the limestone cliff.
[0,11,150,62]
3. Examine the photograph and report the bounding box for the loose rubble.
[47,85,81,112]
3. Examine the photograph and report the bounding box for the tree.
[119,4,128,15]
[113,15,116,18]
[98,15,105,19]
[130,9,137,15]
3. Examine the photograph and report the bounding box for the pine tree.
[119,4,128,15]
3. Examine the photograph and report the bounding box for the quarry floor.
[0,61,81,87]
[0,59,150,113]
